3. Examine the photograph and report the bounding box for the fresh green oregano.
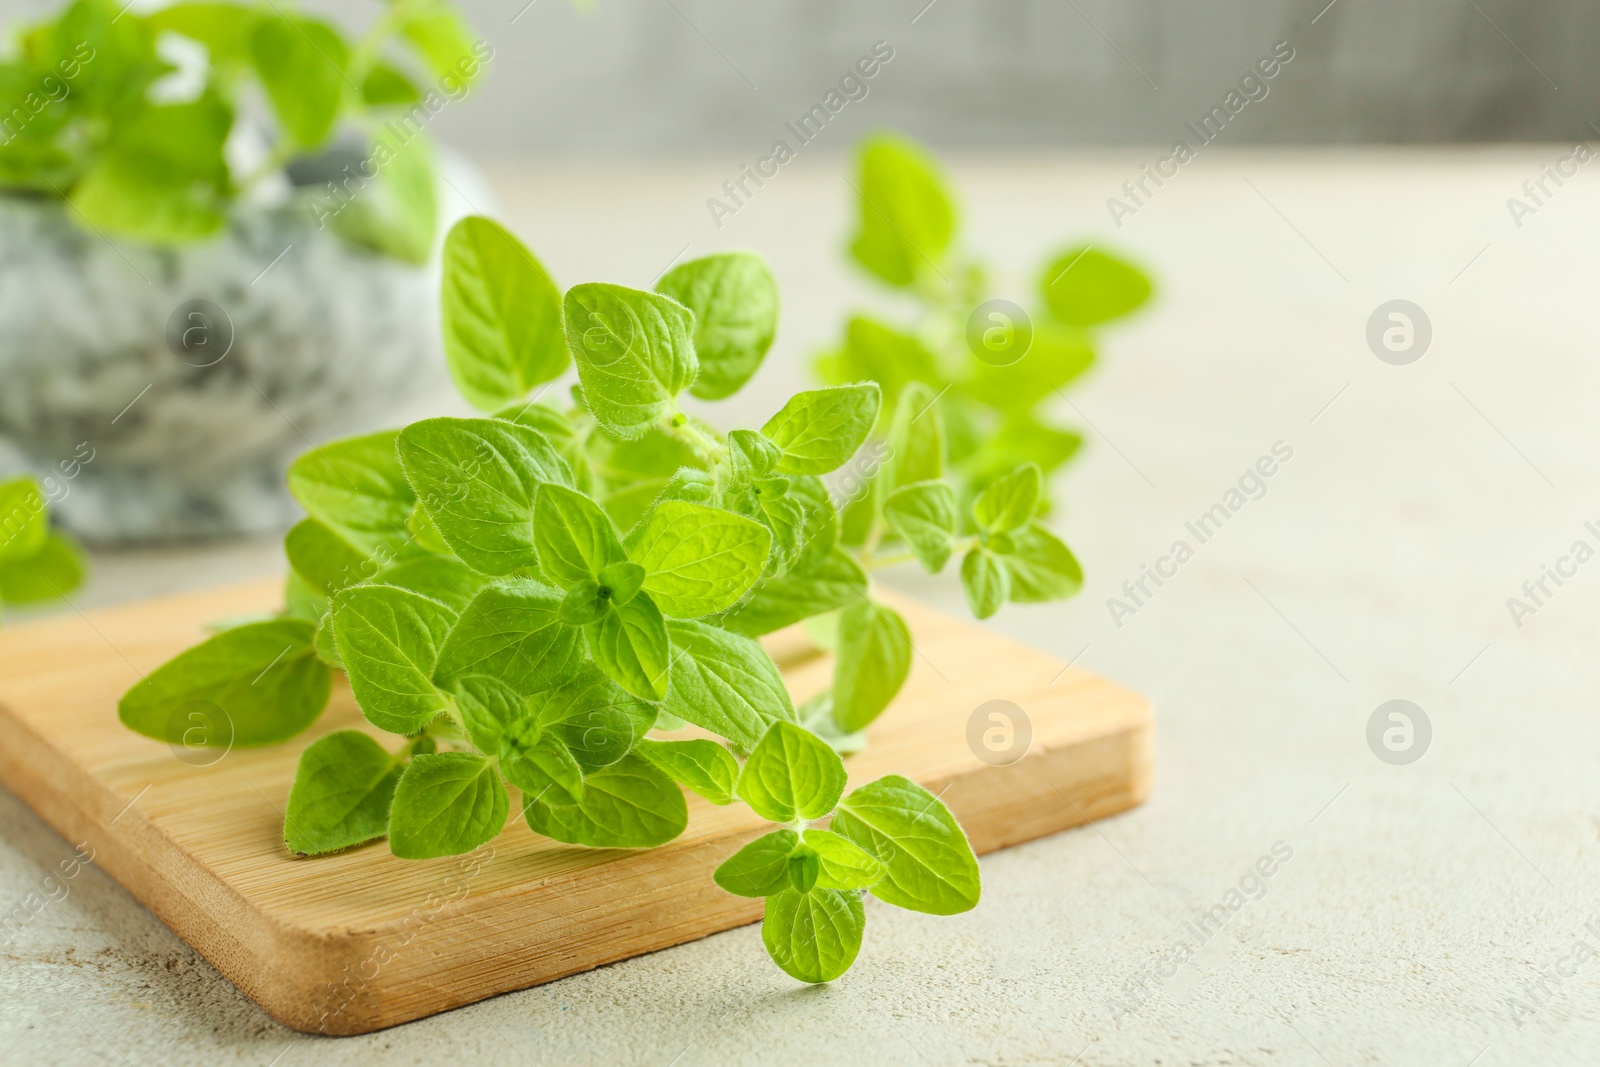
[121,162,1110,978]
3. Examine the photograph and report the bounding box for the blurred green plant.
[816,132,1153,617]
[0,476,86,621]
[0,0,485,258]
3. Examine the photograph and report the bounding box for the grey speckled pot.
[0,169,481,544]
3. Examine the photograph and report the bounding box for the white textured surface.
[5,148,1600,1064]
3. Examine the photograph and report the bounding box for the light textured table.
[6,148,1600,1065]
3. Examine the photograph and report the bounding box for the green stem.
[663,413,724,466]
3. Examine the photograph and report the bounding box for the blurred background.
[202,1,1600,148]
[13,0,1592,150]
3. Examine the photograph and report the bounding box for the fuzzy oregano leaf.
[118,619,331,747]
[831,774,980,915]
[629,501,771,618]
[636,737,739,805]
[719,547,867,638]
[973,463,1041,533]
[1039,245,1152,328]
[760,383,882,476]
[441,216,568,411]
[388,751,509,859]
[283,730,403,856]
[737,721,847,823]
[762,887,865,984]
[287,430,416,556]
[715,828,799,897]
[397,417,573,576]
[849,134,956,289]
[883,481,958,573]
[662,619,794,749]
[656,252,779,400]
[331,585,457,736]
[832,599,912,733]
[586,592,670,701]
[564,283,697,439]
[284,518,368,598]
[534,483,627,586]
[433,579,582,696]
[805,828,886,891]
[521,752,687,848]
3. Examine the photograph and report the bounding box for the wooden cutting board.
[0,578,1151,1035]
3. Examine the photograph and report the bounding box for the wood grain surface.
[0,578,1152,1035]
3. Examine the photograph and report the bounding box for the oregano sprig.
[118,183,1101,980]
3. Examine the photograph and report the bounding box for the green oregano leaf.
[331,585,458,735]
[388,752,509,859]
[283,518,368,598]
[832,599,912,733]
[118,619,331,746]
[397,417,573,576]
[714,828,799,897]
[831,774,980,915]
[656,251,779,401]
[534,482,628,586]
[883,381,945,494]
[662,619,794,749]
[760,383,882,476]
[441,216,568,410]
[249,13,347,148]
[718,546,867,638]
[635,737,740,805]
[530,665,653,770]
[283,730,403,856]
[286,430,415,556]
[377,555,490,614]
[585,591,670,701]
[973,463,1041,533]
[804,828,886,891]
[521,752,687,848]
[629,501,772,618]
[849,134,956,289]
[762,887,865,984]
[0,531,85,605]
[736,721,847,823]
[960,547,1009,619]
[0,476,48,561]
[883,481,958,573]
[1001,523,1083,602]
[1039,245,1152,328]
[564,283,698,439]
[727,428,782,481]
[786,847,821,893]
[432,579,583,696]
